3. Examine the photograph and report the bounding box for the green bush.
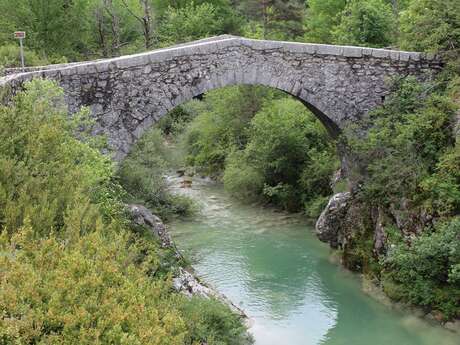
[179,298,253,345]
[383,218,460,319]
[0,79,250,344]
[0,44,48,68]
[181,85,277,176]
[399,0,460,60]
[182,87,338,213]
[118,128,196,221]
[223,151,264,202]
[345,77,457,210]
[332,0,395,47]
[227,97,338,211]
[157,2,223,45]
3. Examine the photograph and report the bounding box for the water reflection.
[168,176,458,345]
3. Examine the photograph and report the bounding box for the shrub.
[0,79,250,344]
[118,128,196,220]
[383,218,460,319]
[332,0,395,47]
[179,298,253,345]
[0,44,48,68]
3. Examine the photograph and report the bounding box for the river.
[167,175,458,345]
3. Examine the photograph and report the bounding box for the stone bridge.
[0,35,442,161]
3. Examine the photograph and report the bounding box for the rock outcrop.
[173,267,246,317]
[126,204,172,247]
[315,192,352,248]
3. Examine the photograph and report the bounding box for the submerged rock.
[315,192,352,248]
[126,204,172,247]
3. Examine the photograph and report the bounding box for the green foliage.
[303,0,346,44]
[0,0,93,60]
[223,151,265,202]
[158,105,198,137]
[0,225,188,345]
[0,44,48,68]
[182,86,277,176]
[332,0,395,47]
[157,2,223,45]
[0,80,250,344]
[234,98,337,211]
[420,143,460,217]
[0,79,115,237]
[344,75,460,318]
[182,87,338,214]
[118,128,196,221]
[383,218,460,319]
[179,298,253,345]
[346,77,457,211]
[399,0,460,61]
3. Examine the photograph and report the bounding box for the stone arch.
[0,35,441,161]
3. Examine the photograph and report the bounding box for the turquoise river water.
[168,176,458,345]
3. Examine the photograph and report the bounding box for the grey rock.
[373,207,387,255]
[173,267,246,318]
[126,204,171,247]
[444,320,460,333]
[315,192,352,248]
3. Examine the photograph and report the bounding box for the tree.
[303,0,347,44]
[120,0,155,49]
[399,0,460,62]
[157,2,223,45]
[332,0,395,48]
[0,0,93,60]
[237,0,305,39]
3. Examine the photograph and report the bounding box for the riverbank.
[126,203,249,320]
[165,173,459,345]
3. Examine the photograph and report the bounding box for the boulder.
[126,204,172,247]
[173,267,246,318]
[315,192,352,248]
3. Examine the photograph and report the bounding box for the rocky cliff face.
[315,192,352,248]
[315,192,387,271]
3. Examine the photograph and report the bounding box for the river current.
[167,175,458,345]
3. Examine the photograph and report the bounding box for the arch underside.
[138,72,343,148]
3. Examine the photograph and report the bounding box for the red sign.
[14,31,26,39]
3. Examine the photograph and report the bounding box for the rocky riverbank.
[126,203,248,319]
[315,192,460,333]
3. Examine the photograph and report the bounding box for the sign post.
[14,31,26,69]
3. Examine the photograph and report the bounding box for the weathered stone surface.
[373,207,387,255]
[172,267,247,317]
[315,192,352,248]
[126,204,171,247]
[0,35,442,161]
[444,319,460,333]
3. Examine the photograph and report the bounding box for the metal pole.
[19,38,25,70]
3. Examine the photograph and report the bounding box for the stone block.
[343,46,363,58]
[371,49,391,59]
[317,44,343,56]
